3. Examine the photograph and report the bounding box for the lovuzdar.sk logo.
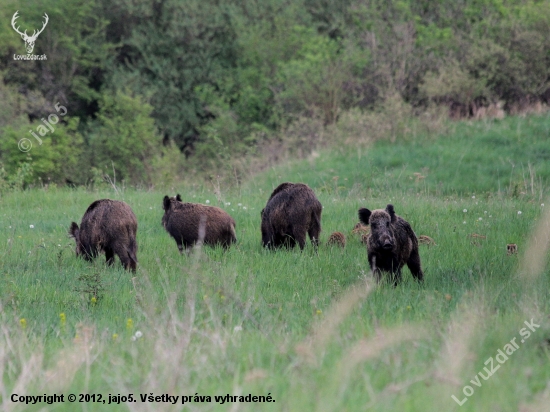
[11,10,48,61]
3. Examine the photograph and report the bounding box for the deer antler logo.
[11,11,49,54]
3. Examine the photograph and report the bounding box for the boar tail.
[230,223,237,243]
[127,233,138,264]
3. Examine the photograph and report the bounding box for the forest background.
[0,0,549,188]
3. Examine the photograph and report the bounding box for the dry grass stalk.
[295,281,373,364]
[435,300,486,386]
[469,233,486,239]
[44,325,96,393]
[517,200,550,282]
[519,381,550,412]
[0,325,42,412]
[342,325,425,369]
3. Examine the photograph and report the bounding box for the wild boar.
[326,231,346,248]
[261,182,322,249]
[162,194,236,252]
[358,204,423,285]
[69,199,138,272]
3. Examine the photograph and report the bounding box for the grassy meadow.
[1,114,550,411]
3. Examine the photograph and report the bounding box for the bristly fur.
[261,182,322,250]
[162,194,236,253]
[418,235,436,246]
[351,222,370,235]
[358,204,423,286]
[69,199,138,272]
[326,231,346,248]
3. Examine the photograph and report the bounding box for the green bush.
[87,90,164,185]
[0,117,83,186]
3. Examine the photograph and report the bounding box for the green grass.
[255,114,550,198]
[0,114,549,411]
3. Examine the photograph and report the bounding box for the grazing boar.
[418,235,436,246]
[162,194,236,253]
[358,204,423,285]
[326,231,346,248]
[351,222,370,244]
[351,222,370,236]
[69,199,138,272]
[261,182,322,249]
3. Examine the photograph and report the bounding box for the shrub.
[88,90,163,185]
[0,118,83,186]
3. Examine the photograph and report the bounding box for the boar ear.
[163,196,171,211]
[68,222,79,238]
[176,194,182,202]
[386,204,396,223]
[358,208,372,225]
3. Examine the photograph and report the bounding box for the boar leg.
[114,246,137,272]
[368,253,382,283]
[391,269,403,287]
[118,250,136,272]
[105,248,115,266]
[407,249,424,282]
[294,231,306,250]
[307,215,321,249]
[118,252,135,272]
[285,235,297,249]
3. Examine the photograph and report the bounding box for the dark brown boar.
[261,182,322,249]
[358,204,423,285]
[69,199,138,272]
[162,194,236,253]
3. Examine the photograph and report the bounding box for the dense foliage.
[1,0,549,185]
